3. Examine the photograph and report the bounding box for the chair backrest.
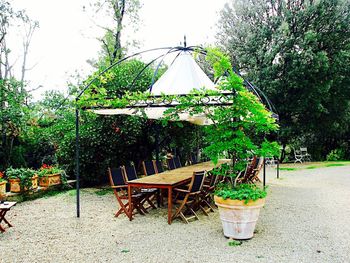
[166,158,176,170]
[108,167,126,187]
[188,171,206,193]
[245,156,257,175]
[300,147,308,154]
[174,156,182,168]
[142,160,156,176]
[190,153,198,164]
[294,148,302,157]
[154,160,164,173]
[123,164,138,181]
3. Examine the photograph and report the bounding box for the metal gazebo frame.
[74,44,278,217]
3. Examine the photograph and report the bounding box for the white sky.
[9,0,228,99]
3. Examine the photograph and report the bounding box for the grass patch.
[95,188,112,196]
[278,167,297,171]
[306,166,317,169]
[324,163,345,167]
[228,240,242,246]
[67,189,77,196]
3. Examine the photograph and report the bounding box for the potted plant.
[38,164,63,188]
[164,48,279,239]
[5,167,38,193]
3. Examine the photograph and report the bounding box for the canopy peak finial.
[184,35,187,48]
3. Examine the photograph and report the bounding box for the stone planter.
[214,196,265,240]
[9,175,38,193]
[0,180,7,196]
[39,173,61,188]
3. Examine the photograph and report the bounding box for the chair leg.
[179,212,189,224]
[172,195,189,220]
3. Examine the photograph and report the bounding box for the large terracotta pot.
[39,173,61,188]
[214,196,265,240]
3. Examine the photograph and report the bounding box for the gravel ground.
[1,164,350,263]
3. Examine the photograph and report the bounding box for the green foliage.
[215,183,267,203]
[0,78,29,170]
[37,164,62,178]
[326,149,345,161]
[218,0,350,161]
[5,167,36,191]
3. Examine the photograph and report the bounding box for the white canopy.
[93,108,212,125]
[93,51,217,125]
[150,52,216,95]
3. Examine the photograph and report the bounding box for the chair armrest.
[111,185,127,189]
[173,188,190,193]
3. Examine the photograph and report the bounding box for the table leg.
[168,186,172,225]
[3,213,12,227]
[0,210,7,232]
[127,185,132,221]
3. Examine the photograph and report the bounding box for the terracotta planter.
[0,180,6,196]
[214,196,265,240]
[9,175,38,193]
[39,173,61,187]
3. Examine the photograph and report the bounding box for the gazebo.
[74,43,278,217]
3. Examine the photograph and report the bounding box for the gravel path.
[0,164,349,263]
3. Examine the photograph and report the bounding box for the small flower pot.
[39,173,61,188]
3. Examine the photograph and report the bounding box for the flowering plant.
[0,171,5,183]
[37,164,62,178]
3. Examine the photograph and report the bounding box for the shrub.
[326,149,345,161]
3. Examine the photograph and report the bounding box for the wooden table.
[127,160,229,224]
[0,202,16,232]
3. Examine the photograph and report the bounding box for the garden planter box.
[39,173,61,187]
[9,175,38,193]
[0,181,6,196]
[214,196,265,240]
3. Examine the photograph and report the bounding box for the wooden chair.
[122,164,157,210]
[199,172,218,215]
[173,156,182,168]
[190,153,198,164]
[235,157,263,185]
[142,160,157,176]
[172,171,206,223]
[107,167,147,218]
[154,160,164,173]
[166,158,176,170]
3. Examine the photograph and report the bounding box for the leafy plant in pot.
[163,48,280,239]
[37,164,64,188]
[5,167,38,193]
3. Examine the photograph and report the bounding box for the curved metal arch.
[126,49,182,91]
[76,46,174,100]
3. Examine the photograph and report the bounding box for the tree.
[217,0,350,160]
[0,0,38,170]
[86,0,141,66]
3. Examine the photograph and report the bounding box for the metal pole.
[155,124,160,162]
[263,157,266,187]
[75,107,80,218]
[277,158,280,179]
